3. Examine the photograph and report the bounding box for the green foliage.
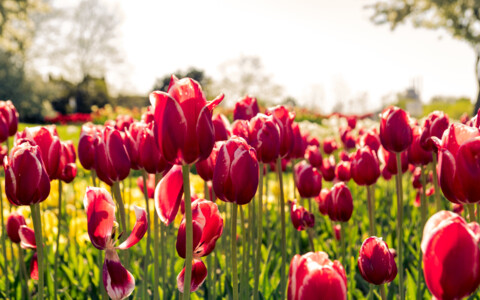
[422,97,473,119]
[75,75,110,113]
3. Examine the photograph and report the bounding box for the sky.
[109,0,476,113]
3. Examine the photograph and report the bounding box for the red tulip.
[339,150,350,162]
[315,188,331,216]
[379,106,413,153]
[0,100,18,137]
[294,161,322,198]
[176,199,223,258]
[115,114,135,132]
[288,251,347,300]
[231,120,250,143]
[248,114,280,163]
[30,252,38,280]
[19,225,36,249]
[289,200,315,231]
[340,127,356,150]
[359,128,380,152]
[422,211,480,299]
[358,237,397,285]
[346,115,357,129]
[6,212,26,243]
[327,182,353,222]
[233,95,259,121]
[412,167,423,189]
[407,126,432,166]
[334,224,341,241]
[320,155,336,182]
[177,259,208,293]
[378,146,408,175]
[323,137,338,155]
[266,105,295,158]
[94,126,131,186]
[137,174,155,199]
[307,136,320,147]
[24,126,61,180]
[351,146,380,186]
[125,121,147,170]
[4,140,51,206]
[138,122,171,175]
[78,123,102,170]
[141,107,155,124]
[381,165,392,180]
[196,142,222,182]
[84,187,147,300]
[420,111,449,152]
[212,113,231,141]
[305,145,322,168]
[289,123,307,159]
[54,141,77,183]
[335,160,351,182]
[150,75,224,165]
[155,165,184,226]
[453,203,464,214]
[213,136,259,205]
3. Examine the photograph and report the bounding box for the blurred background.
[1,0,478,123]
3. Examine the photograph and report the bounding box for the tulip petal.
[177,259,208,293]
[103,249,135,300]
[154,165,184,226]
[117,206,148,250]
[195,106,216,162]
[30,252,38,280]
[19,225,36,249]
[84,187,115,250]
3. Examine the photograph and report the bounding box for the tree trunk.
[473,54,480,115]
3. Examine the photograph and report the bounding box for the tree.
[153,67,212,93]
[367,0,480,115]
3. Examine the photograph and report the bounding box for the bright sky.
[113,0,476,113]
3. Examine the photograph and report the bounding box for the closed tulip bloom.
[78,123,101,170]
[266,105,295,158]
[138,122,171,175]
[213,136,259,205]
[315,188,331,216]
[177,259,208,293]
[307,136,320,147]
[359,128,381,152]
[287,251,347,300]
[327,182,353,222]
[0,100,19,136]
[305,145,322,168]
[231,120,250,143]
[420,111,449,152]
[335,160,351,182]
[340,127,356,150]
[115,114,135,132]
[339,150,350,162]
[323,137,338,155]
[422,211,480,299]
[378,146,408,175]
[212,113,231,141]
[4,140,51,206]
[294,161,322,198]
[125,121,147,170]
[54,141,77,183]
[155,165,184,225]
[320,155,336,182]
[358,237,397,285]
[408,126,432,166]
[137,174,155,199]
[196,142,222,182]
[233,95,260,121]
[176,199,223,258]
[94,126,131,186]
[289,122,306,159]
[6,212,26,243]
[381,165,392,181]
[24,126,61,180]
[248,114,280,163]
[379,106,413,153]
[289,200,315,231]
[351,146,380,186]
[84,187,147,300]
[0,113,9,143]
[150,75,224,165]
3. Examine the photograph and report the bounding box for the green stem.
[30,204,44,300]
[366,184,376,236]
[432,152,441,211]
[19,245,31,300]
[153,173,161,300]
[54,180,63,300]
[417,166,428,299]
[231,203,238,300]
[182,164,193,300]
[307,228,315,252]
[395,152,404,300]
[380,284,386,300]
[239,205,247,300]
[0,181,9,299]
[141,171,152,300]
[276,157,287,300]
[98,249,107,299]
[253,162,264,300]
[204,181,214,300]
[468,204,476,223]
[112,181,127,239]
[340,222,346,265]
[91,169,97,187]
[160,221,167,300]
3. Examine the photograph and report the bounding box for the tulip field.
[2,76,480,300]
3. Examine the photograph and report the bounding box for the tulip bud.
[379,106,413,153]
[340,127,356,150]
[212,113,231,141]
[294,161,322,198]
[420,111,449,152]
[378,146,408,175]
[351,146,380,186]
[196,142,222,182]
[335,160,351,182]
[289,200,315,231]
[358,237,397,285]
[359,128,380,152]
[231,120,250,143]
[289,123,307,159]
[266,105,295,158]
[248,114,280,163]
[4,140,51,206]
[177,259,208,293]
[54,141,77,183]
[6,212,26,243]
[407,126,432,166]
[323,137,338,155]
[320,155,336,182]
[125,121,147,170]
[138,122,171,175]
[213,136,259,205]
[24,126,61,180]
[78,123,101,170]
[0,100,19,137]
[288,251,347,299]
[327,182,353,222]
[233,95,259,121]
[305,145,322,168]
[314,188,331,216]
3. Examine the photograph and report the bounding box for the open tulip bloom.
[84,187,148,300]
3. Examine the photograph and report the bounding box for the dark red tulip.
[176,199,223,258]
[327,182,353,222]
[212,113,231,141]
[24,126,61,180]
[115,114,135,132]
[269,158,288,173]
[358,237,397,285]
[351,146,380,186]
[378,146,408,175]
[359,128,380,152]
[289,200,315,231]
[339,150,350,162]
[195,142,222,182]
[381,165,392,181]
[6,212,26,243]
[315,188,331,216]
[0,100,18,137]
[412,167,423,189]
[307,136,320,147]
[379,106,413,153]
[78,123,101,170]
[53,141,77,183]
[213,136,259,205]
[125,121,147,170]
[150,75,224,165]
[323,137,338,155]
[0,113,9,143]
[30,253,38,280]
[453,203,464,214]
[266,105,295,158]
[137,174,155,199]
[320,155,336,182]
[455,137,480,203]
[289,123,307,159]
[231,120,250,143]
[138,122,171,175]
[287,251,347,300]
[0,144,7,162]
[422,211,480,299]
[233,95,259,121]
[4,140,51,206]
[177,259,208,293]
[420,111,449,152]
[305,145,322,168]
[346,115,357,129]
[335,160,351,182]
[248,114,280,163]
[340,127,356,150]
[408,126,432,166]
[155,165,183,226]
[294,161,322,198]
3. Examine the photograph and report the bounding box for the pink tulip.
[233,95,260,121]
